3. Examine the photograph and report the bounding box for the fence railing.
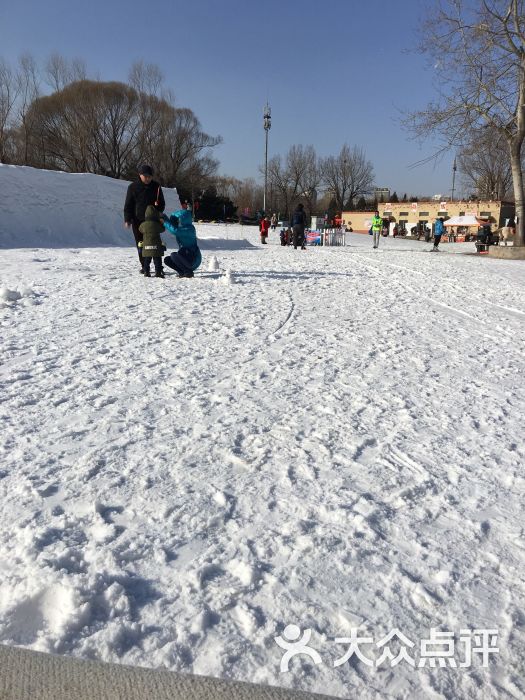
[321,229,346,246]
[306,229,346,246]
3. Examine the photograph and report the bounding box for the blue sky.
[1,0,455,197]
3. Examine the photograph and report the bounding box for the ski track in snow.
[1,228,524,699]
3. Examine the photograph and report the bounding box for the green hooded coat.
[139,205,165,257]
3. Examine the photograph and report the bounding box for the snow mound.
[0,284,39,306]
[207,256,220,272]
[0,164,180,249]
[222,269,236,284]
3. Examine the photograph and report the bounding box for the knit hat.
[139,164,153,176]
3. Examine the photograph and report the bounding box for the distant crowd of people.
[259,204,307,249]
[123,164,510,273]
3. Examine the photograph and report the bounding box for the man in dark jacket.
[291,203,307,250]
[124,165,165,272]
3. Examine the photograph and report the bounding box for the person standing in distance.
[124,164,165,273]
[291,203,307,250]
[371,210,382,249]
[432,217,445,251]
[260,215,270,244]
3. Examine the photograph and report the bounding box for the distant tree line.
[0,53,222,198]
[262,143,375,219]
[3,50,514,224]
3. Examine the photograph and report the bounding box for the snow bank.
[0,164,180,249]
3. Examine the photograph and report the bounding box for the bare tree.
[301,160,321,214]
[288,144,320,214]
[44,53,69,92]
[26,78,221,185]
[44,53,88,92]
[6,53,221,191]
[320,144,375,211]
[89,82,141,178]
[215,176,263,217]
[15,53,40,165]
[458,126,514,199]
[70,58,87,83]
[0,58,19,162]
[29,82,99,172]
[27,81,141,175]
[405,0,525,246]
[266,145,321,217]
[150,105,222,186]
[128,61,164,97]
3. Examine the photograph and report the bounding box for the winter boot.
[144,269,151,277]
[155,270,165,278]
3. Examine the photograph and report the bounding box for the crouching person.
[162,207,202,278]
[139,206,165,277]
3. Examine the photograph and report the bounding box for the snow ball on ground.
[208,255,220,272]
[213,491,228,507]
[0,287,22,302]
[222,269,235,285]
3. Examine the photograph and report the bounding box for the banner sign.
[306,231,322,245]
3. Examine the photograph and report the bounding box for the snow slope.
[0,164,181,248]
[0,166,524,699]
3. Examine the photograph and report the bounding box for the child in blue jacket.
[162,206,202,278]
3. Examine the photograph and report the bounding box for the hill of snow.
[0,164,181,249]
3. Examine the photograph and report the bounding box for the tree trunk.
[509,143,524,247]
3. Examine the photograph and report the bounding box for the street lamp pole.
[263,102,271,215]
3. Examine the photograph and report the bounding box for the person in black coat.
[291,203,307,250]
[124,164,166,272]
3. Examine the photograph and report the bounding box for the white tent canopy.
[443,214,487,227]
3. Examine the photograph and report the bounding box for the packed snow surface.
[0,166,524,699]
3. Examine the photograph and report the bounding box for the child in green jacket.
[139,205,166,277]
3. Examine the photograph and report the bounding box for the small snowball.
[0,287,21,302]
[222,270,235,285]
[208,256,220,272]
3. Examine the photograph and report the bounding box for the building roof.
[442,215,487,227]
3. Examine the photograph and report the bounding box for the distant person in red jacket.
[260,216,270,244]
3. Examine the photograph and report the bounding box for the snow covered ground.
[1,167,524,699]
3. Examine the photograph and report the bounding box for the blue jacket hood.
[173,209,193,227]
